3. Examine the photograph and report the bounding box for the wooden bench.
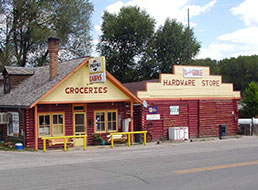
[49,138,73,146]
[107,134,127,143]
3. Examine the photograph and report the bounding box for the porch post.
[34,105,38,151]
[130,101,134,143]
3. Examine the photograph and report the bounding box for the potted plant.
[92,134,105,145]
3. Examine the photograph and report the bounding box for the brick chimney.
[48,37,59,80]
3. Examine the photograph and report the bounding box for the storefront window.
[38,113,64,137]
[94,110,117,133]
[39,114,50,136]
[52,114,64,136]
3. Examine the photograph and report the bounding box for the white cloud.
[218,27,258,45]
[198,0,258,60]
[197,26,258,60]
[231,0,258,26]
[197,43,235,60]
[95,0,218,58]
[105,1,124,14]
[99,0,216,28]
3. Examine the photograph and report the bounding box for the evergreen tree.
[241,81,258,117]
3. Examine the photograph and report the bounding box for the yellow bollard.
[111,135,114,149]
[43,139,46,152]
[83,136,87,150]
[144,132,146,145]
[64,137,67,152]
[128,134,130,147]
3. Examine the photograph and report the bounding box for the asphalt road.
[1,136,258,190]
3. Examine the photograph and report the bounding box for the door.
[73,112,86,146]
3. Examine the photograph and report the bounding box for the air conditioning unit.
[169,127,189,140]
[0,113,9,124]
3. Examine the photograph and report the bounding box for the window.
[94,110,117,133]
[95,112,105,132]
[4,76,10,93]
[73,105,85,112]
[7,112,19,137]
[52,114,64,136]
[0,113,9,124]
[39,114,50,136]
[38,113,64,137]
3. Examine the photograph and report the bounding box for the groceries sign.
[89,57,106,83]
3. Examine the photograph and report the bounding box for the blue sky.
[91,0,258,61]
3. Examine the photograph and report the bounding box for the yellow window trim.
[73,112,87,135]
[38,112,65,138]
[94,109,118,133]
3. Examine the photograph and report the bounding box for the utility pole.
[187,8,191,63]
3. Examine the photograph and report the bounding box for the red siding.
[25,103,131,148]
[143,99,238,141]
[25,108,35,148]
[86,102,127,144]
[25,104,73,148]
[188,101,199,138]
[199,100,238,137]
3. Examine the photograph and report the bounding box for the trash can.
[219,124,226,139]
[135,134,143,143]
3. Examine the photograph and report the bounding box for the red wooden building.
[124,66,241,141]
[0,38,141,150]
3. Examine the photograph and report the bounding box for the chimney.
[48,37,59,80]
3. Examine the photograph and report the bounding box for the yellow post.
[83,136,86,150]
[111,135,114,149]
[64,137,67,152]
[43,139,46,152]
[128,134,130,147]
[144,132,146,146]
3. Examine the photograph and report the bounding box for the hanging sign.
[184,68,203,78]
[89,73,106,83]
[89,57,105,74]
[89,57,106,83]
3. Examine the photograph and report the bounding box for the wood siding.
[143,99,238,141]
[10,75,32,89]
[25,102,131,148]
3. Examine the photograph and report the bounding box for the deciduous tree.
[98,6,155,83]
[153,19,200,73]
[0,0,93,68]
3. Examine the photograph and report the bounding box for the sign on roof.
[89,57,105,74]
[183,67,203,78]
[89,57,106,83]
[137,65,241,99]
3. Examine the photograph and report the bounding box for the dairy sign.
[89,57,106,83]
[184,68,203,78]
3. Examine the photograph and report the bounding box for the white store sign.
[89,73,106,83]
[146,114,160,120]
[170,106,179,115]
[184,68,203,78]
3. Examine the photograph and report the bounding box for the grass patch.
[0,142,34,151]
